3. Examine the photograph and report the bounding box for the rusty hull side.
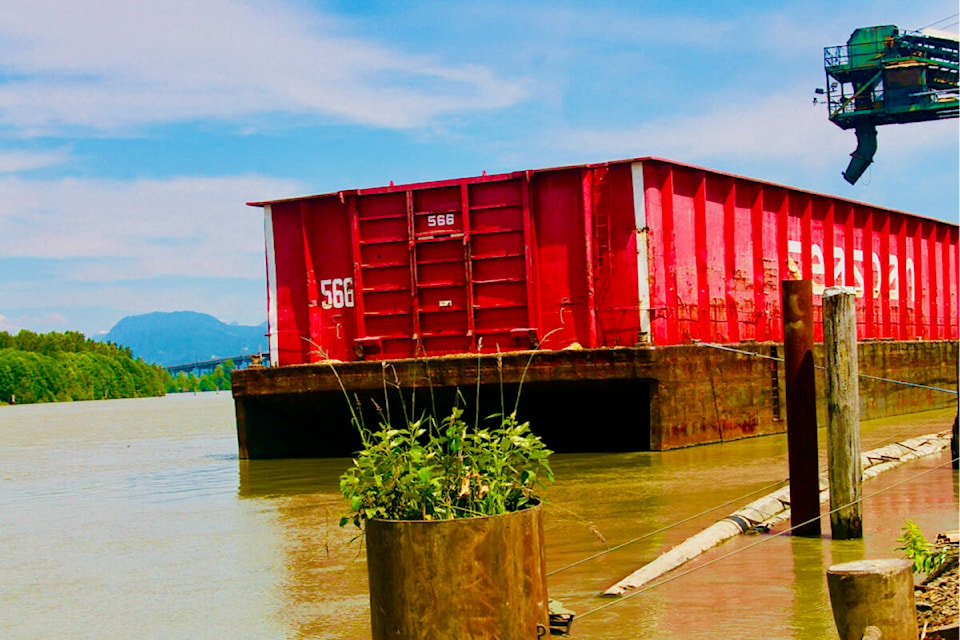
[234,340,958,459]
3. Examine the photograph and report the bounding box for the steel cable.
[574,454,959,621]
[547,426,952,579]
[695,341,958,396]
[918,13,960,30]
[545,477,788,577]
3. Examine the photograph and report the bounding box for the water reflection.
[239,457,371,639]
[789,534,837,638]
[238,458,345,498]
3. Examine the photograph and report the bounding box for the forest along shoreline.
[0,329,234,405]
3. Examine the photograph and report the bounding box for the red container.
[251,158,959,367]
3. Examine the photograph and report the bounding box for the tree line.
[0,330,234,405]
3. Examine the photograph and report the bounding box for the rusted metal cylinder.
[781,279,821,537]
[827,558,917,640]
[365,504,549,640]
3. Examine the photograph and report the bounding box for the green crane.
[822,25,958,184]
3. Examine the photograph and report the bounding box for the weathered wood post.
[826,559,917,640]
[781,279,821,537]
[953,344,958,469]
[822,287,862,539]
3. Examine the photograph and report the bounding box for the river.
[1,394,956,639]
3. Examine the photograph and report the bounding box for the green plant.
[896,519,949,574]
[337,362,554,528]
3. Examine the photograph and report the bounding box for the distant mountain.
[102,311,268,367]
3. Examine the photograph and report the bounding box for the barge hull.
[233,340,957,459]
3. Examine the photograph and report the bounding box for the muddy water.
[1,394,956,639]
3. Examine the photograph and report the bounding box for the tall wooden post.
[781,279,821,537]
[953,344,958,469]
[823,287,862,539]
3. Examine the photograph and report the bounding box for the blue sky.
[1,0,957,336]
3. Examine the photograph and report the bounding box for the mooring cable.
[573,454,959,621]
[696,341,958,396]
[546,477,789,577]
[548,426,950,579]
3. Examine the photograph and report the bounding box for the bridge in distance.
[165,353,269,377]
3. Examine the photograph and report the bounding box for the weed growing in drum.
[334,358,554,528]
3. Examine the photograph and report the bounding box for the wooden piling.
[781,279,821,537]
[822,287,862,539]
[954,346,958,469]
[826,559,917,640]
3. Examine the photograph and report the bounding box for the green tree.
[0,331,168,404]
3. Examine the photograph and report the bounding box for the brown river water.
[1,394,956,639]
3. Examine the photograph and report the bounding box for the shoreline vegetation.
[0,330,232,405]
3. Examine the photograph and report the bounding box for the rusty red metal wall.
[255,158,958,367]
[638,159,958,344]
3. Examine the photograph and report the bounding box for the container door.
[265,202,310,366]
[467,179,539,352]
[301,199,356,361]
[412,186,473,355]
[355,192,415,359]
[531,170,591,349]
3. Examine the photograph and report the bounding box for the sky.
[1,0,957,337]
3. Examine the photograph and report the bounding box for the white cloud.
[0,312,67,333]
[4,278,268,335]
[0,174,303,280]
[0,0,527,133]
[552,88,959,169]
[0,148,70,173]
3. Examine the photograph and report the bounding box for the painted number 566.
[320,277,354,309]
[427,213,455,228]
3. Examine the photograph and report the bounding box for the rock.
[915,546,959,634]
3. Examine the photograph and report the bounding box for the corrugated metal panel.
[637,159,958,345]
[256,157,958,367]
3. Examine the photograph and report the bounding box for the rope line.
[696,341,958,396]
[546,478,788,577]
[575,455,959,621]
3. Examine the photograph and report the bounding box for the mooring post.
[822,287,862,539]
[826,559,917,640]
[781,279,821,537]
[953,344,958,469]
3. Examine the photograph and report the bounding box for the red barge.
[233,157,958,458]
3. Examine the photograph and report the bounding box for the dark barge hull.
[232,339,957,459]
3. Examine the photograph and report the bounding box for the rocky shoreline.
[915,533,959,639]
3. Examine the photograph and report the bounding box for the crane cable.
[918,13,959,31]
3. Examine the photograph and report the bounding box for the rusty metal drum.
[364,504,549,640]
